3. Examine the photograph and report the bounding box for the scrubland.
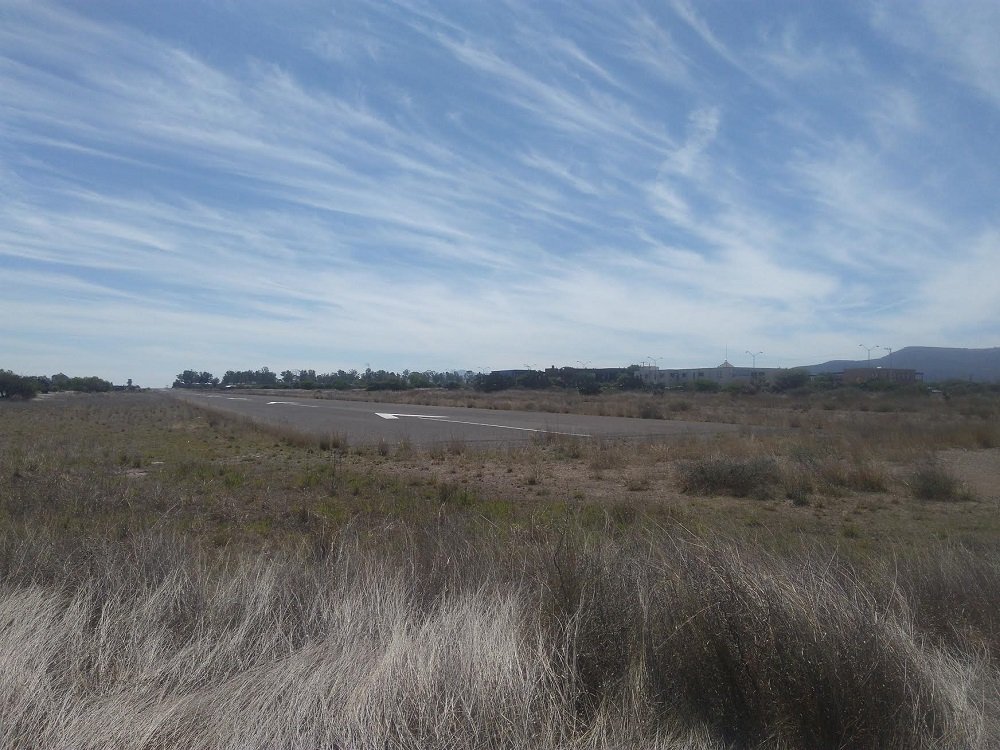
[1,390,998,748]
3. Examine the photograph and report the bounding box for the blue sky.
[2,0,998,386]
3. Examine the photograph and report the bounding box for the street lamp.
[576,360,591,369]
[745,350,763,369]
[882,346,893,371]
[647,355,662,368]
[858,344,879,367]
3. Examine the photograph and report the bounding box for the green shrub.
[771,368,811,392]
[691,378,720,393]
[678,455,781,497]
[909,464,971,501]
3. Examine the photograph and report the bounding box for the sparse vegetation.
[677,454,781,497]
[1,390,998,748]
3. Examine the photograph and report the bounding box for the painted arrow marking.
[376,413,446,420]
[375,412,590,437]
[267,401,319,407]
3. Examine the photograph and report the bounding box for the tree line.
[0,370,113,400]
[172,364,828,396]
[172,365,648,394]
[173,367,472,391]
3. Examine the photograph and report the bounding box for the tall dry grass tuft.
[676,454,781,497]
[0,524,995,749]
[547,533,991,748]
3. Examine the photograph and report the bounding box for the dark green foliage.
[0,370,38,399]
[771,367,811,392]
[47,372,113,392]
[473,372,514,392]
[516,370,552,389]
[0,370,110,397]
[614,369,645,391]
[173,370,219,388]
[690,378,721,392]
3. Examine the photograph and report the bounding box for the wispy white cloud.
[667,0,738,67]
[1,0,997,384]
[872,0,1000,109]
[754,20,863,81]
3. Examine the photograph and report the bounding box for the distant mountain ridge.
[806,347,1000,383]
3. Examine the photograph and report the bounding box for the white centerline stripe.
[375,412,588,437]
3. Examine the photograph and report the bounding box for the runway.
[171,391,745,446]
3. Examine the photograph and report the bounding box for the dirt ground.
[938,447,1000,503]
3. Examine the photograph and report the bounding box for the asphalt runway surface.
[172,392,746,447]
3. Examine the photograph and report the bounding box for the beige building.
[638,361,777,387]
[840,367,919,384]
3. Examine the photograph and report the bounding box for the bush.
[638,401,662,419]
[690,378,720,392]
[678,455,781,497]
[771,368,811,392]
[0,370,38,399]
[910,463,971,501]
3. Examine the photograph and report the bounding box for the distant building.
[637,361,778,387]
[543,366,629,384]
[840,367,920,385]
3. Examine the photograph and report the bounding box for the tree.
[516,370,550,389]
[474,372,513,393]
[174,370,198,387]
[615,369,645,391]
[691,379,721,393]
[172,370,216,388]
[408,371,432,388]
[771,368,811,393]
[0,370,38,399]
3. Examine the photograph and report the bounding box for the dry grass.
[2,392,1000,748]
[0,524,997,749]
[677,455,781,498]
[909,462,975,502]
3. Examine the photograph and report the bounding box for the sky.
[2,1,998,387]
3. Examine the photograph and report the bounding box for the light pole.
[647,355,662,369]
[745,350,763,369]
[576,360,591,369]
[858,344,879,368]
[882,346,894,375]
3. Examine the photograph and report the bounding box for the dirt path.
[938,448,1000,503]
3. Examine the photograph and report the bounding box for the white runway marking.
[376,413,446,420]
[267,401,319,407]
[375,412,589,437]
